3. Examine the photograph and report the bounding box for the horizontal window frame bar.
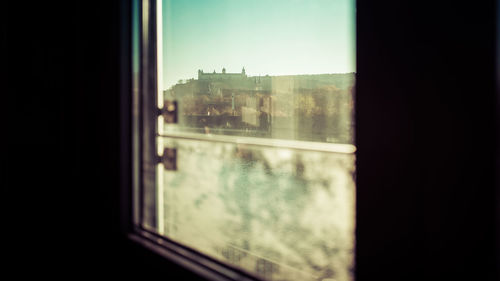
[158,131,356,154]
[130,227,265,281]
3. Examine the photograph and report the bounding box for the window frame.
[123,1,357,280]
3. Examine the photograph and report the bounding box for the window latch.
[158,147,177,171]
[160,100,178,124]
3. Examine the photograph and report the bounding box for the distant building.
[198,67,247,80]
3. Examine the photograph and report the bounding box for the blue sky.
[161,0,355,89]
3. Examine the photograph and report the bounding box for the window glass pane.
[146,0,356,280]
[157,137,355,281]
[159,0,355,144]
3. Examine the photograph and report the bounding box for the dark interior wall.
[356,1,498,281]
[6,0,120,274]
[4,0,498,280]
[5,1,204,279]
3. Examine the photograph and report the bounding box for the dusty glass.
[156,137,355,281]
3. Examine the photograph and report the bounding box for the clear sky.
[161,0,355,89]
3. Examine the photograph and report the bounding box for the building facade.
[198,67,247,80]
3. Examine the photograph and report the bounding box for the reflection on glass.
[155,138,355,281]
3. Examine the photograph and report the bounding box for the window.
[131,0,356,280]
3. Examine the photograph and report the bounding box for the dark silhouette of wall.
[356,1,498,281]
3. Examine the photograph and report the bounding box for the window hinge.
[158,147,177,171]
[159,100,177,124]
